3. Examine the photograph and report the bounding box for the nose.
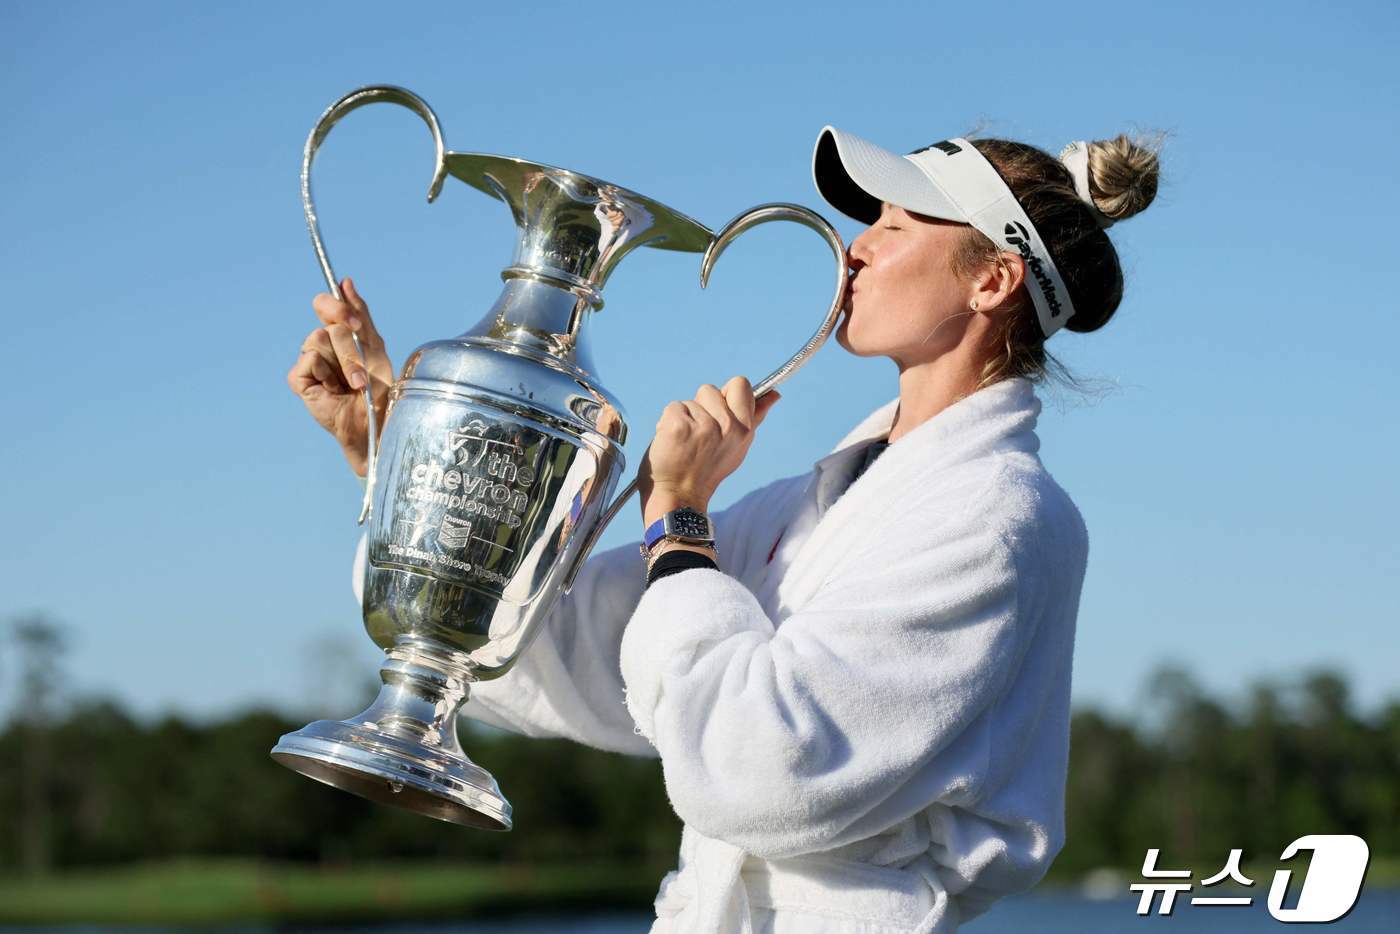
[848,226,875,270]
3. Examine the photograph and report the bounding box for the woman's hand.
[639,376,780,525]
[286,277,394,477]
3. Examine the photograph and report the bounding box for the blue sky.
[1,0,1396,722]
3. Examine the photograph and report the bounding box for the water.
[3,889,1396,932]
[969,888,1400,931]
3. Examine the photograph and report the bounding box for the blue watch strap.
[642,516,667,550]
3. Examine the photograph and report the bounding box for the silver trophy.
[271,86,848,829]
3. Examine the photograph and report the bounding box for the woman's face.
[837,202,980,365]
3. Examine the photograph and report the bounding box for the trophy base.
[272,720,512,830]
[271,638,512,830]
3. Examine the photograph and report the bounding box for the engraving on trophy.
[369,398,598,605]
[436,514,474,550]
[393,506,433,547]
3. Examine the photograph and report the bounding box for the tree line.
[1,615,1396,878]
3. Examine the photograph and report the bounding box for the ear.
[969,250,1025,316]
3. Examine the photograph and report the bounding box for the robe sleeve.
[462,537,658,756]
[617,479,1056,862]
[350,474,808,759]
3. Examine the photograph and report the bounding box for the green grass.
[0,859,667,926]
[4,856,1396,926]
[1363,855,1400,887]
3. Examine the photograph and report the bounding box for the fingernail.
[347,315,361,331]
[349,371,366,390]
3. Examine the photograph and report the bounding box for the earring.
[970,300,980,311]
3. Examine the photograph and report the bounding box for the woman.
[289,125,1160,933]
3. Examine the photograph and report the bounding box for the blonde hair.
[946,133,1165,392]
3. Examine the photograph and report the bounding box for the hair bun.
[1083,133,1162,223]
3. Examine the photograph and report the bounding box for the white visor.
[813,126,1077,338]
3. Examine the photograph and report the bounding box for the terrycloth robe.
[351,376,1089,933]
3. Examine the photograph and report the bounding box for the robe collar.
[821,376,1042,474]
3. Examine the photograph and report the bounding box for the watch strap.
[642,515,669,551]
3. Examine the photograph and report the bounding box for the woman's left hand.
[639,376,781,525]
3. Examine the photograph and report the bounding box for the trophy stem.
[270,637,512,830]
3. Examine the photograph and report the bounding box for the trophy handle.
[698,204,848,396]
[567,204,848,588]
[301,85,450,524]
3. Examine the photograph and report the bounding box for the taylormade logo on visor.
[1004,221,1065,320]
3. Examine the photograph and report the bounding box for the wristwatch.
[640,506,715,559]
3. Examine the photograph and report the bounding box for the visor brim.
[812,126,970,226]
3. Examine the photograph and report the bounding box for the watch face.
[670,508,711,538]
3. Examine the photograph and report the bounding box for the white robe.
[352,376,1089,933]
